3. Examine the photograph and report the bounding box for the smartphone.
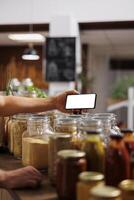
[65,94,97,109]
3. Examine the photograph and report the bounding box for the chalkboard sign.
[45,37,76,82]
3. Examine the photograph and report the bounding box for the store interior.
[1,27,134,127]
[0,0,134,199]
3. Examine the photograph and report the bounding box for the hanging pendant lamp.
[22,44,40,61]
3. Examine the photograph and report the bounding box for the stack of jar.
[77,177,134,200]
[53,114,104,200]
[90,113,130,186]
[6,111,134,200]
[75,113,134,200]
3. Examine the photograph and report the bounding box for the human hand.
[54,90,80,113]
[0,166,43,189]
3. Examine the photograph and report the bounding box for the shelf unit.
[107,87,134,129]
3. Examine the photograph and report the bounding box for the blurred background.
[0,0,134,127]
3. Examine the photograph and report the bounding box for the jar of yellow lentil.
[22,115,53,169]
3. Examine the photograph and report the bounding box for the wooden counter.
[0,153,57,200]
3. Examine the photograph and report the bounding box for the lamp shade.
[22,47,40,60]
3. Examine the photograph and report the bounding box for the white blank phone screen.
[66,94,96,109]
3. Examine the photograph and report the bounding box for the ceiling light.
[22,47,40,61]
[8,33,45,43]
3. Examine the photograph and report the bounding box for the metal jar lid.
[90,185,121,199]
[67,114,82,120]
[12,113,32,121]
[119,179,134,192]
[79,171,104,182]
[79,119,102,133]
[55,117,77,125]
[28,115,50,124]
[57,149,86,159]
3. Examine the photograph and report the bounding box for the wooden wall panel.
[0,46,48,90]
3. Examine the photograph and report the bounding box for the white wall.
[87,46,115,112]
[0,0,134,25]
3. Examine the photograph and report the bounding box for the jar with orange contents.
[122,129,134,178]
[105,133,130,186]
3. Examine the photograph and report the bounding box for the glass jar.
[4,116,11,147]
[22,116,53,169]
[93,113,120,146]
[46,110,68,129]
[56,149,87,200]
[119,179,134,200]
[67,114,82,120]
[105,134,130,186]
[79,119,105,173]
[94,113,116,120]
[44,111,55,129]
[67,115,84,150]
[0,92,6,149]
[11,114,31,158]
[84,113,95,119]
[90,185,121,200]
[77,171,104,200]
[92,117,111,146]
[110,114,120,132]
[0,116,5,148]
[122,129,134,154]
[54,118,77,135]
[121,129,134,179]
[6,117,13,153]
[48,133,72,184]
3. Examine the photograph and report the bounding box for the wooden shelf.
[107,87,134,129]
[107,100,128,111]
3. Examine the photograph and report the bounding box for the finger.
[65,90,80,95]
[72,109,82,114]
[25,166,42,178]
[82,109,89,114]
[30,167,43,178]
[64,109,74,114]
